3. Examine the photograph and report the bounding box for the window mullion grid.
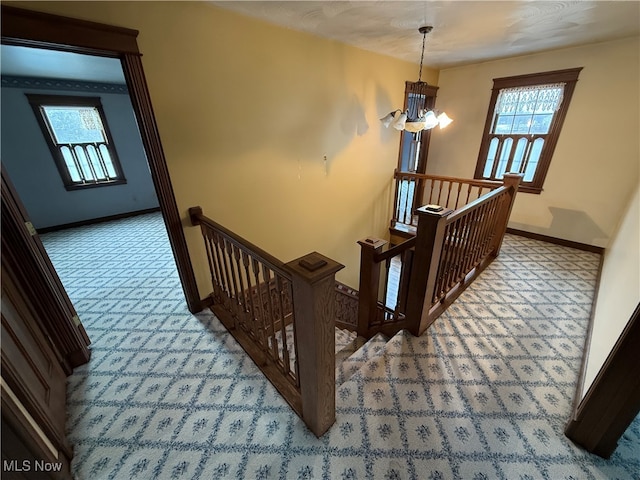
[65,143,88,183]
[504,135,519,175]
[92,142,111,180]
[78,143,100,182]
[489,136,505,179]
[519,137,534,176]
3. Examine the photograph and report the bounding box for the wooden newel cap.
[415,205,453,217]
[299,255,327,272]
[357,237,387,249]
[285,252,344,283]
[189,206,203,226]
[502,172,523,186]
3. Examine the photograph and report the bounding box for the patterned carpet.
[40,213,640,480]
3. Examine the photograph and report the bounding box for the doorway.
[1,5,201,316]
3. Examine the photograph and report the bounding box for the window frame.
[26,93,127,190]
[396,81,439,174]
[474,68,582,194]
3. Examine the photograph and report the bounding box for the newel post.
[188,206,203,226]
[405,207,452,336]
[494,173,522,255]
[357,238,387,338]
[285,252,344,437]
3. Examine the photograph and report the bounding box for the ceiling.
[0,2,637,83]
[211,1,640,68]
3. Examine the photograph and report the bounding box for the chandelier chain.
[418,29,427,82]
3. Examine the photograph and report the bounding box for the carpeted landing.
[40,213,639,479]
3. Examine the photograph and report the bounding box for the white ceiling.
[1,2,637,83]
[211,1,640,68]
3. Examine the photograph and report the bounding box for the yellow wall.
[429,37,640,248]
[13,2,436,295]
[582,185,639,399]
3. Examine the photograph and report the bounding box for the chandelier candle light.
[380,26,453,132]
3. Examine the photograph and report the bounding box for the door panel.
[2,166,91,372]
[1,265,69,455]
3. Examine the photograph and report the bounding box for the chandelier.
[380,26,453,132]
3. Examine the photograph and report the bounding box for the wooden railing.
[356,236,415,338]
[189,207,343,436]
[392,170,502,230]
[360,173,522,338]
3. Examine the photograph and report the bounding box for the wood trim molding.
[1,5,139,55]
[505,228,604,254]
[565,303,640,458]
[570,252,606,416]
[37,208,161,234]
[1,5,202,314]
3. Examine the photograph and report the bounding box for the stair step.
[271,325,359,375]
[335,327,357,354]
[336,332,388,386]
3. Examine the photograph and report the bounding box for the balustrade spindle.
[189,207,342,437]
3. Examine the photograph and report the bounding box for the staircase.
[335,330,388,385]
[333,329,414,421]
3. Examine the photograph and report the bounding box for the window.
[474,68,582,194]
[27,94,126,190]
[397,81,439,173]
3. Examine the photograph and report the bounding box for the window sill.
[517,185,543,194]
[64,179,127,191]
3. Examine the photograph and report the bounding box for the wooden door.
[2,264,73,478]
[2,170,77,477]
[2,167,91,373]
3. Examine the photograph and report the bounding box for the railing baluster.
[436,179,443,205]
[189,207,345,436]
[465,183,472,205]
[428,178,435,204]
[402,178,411,224]
[451,181,459,210]
[395,248,414,315]
[383,257,392,312]
[276,275,293,379]
[203,231,219,299]
[260,264,277,353]
[448,216,470,290]
[250,258,267,344]
[225,239,243,322]
[232,245,250,324]
[445,180,453,208]
[241,251,258,335]
[462,203,486,275]
[211,232,231,313]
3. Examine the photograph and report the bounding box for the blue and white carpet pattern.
[40,213,640,480]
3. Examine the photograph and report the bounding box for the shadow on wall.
[510,207,609,246]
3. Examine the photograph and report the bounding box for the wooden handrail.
[360,172,523,339]
[189,206,343,437]
[374,236,416,262]
[393,169,503,189]
[406,173,522,334]
[391,170,504,230]
[444,186,508,224]
[190,206,288,277]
